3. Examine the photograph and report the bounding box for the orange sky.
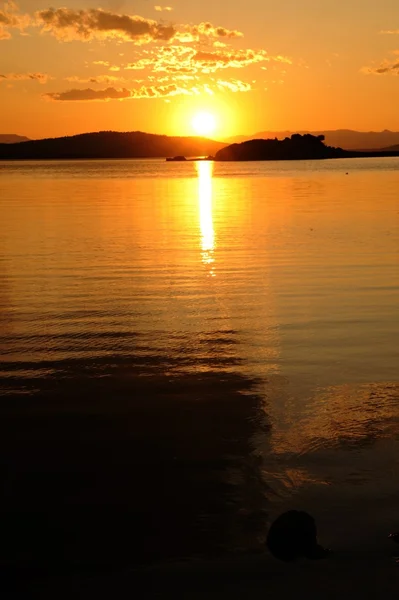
[1,0,399,139]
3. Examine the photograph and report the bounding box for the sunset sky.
[1,0,399,139]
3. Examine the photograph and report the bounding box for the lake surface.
[0,157,398,571]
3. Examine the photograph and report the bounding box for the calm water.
[0,157,398,569]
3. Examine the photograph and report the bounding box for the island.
[165,155,215,162]
[214,133,399,161]
[166,155,187,162]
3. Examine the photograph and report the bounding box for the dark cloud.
[362,61,399,74]
[194,22,243,38]
[36,7,176,43]
[44,87,133,101]
[34,8,245,46]
[43,78,256,102]
[0,71,50,83]
[42,83,191,101]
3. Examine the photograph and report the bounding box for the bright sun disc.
[192,112,216,136]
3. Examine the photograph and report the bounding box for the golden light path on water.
[197,160,215,275]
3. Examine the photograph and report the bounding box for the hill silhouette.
[0,134,30,144]
[215,134,399,162]
[0,131,225,160]
[226,129,399,151]
[215,134,346,161]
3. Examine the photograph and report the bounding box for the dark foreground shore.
[1,357,399,598]
[6,544,399,599]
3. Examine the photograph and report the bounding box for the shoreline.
[1,151,399,162]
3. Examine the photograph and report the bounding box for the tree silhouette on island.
[213,133,399,161]
[214,133,345,161]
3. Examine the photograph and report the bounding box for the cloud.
[122,45,287,76]
[44,87,133,101]
[0,1,29,39]
[191,48,269,72]
[272,55,293,64]
[173,21,243,43]
[36,7,176,43]
[173,31,197,43]
[0,71,50,83]
[34,7,244,46]
[362,60,399,74]
[193,22,243,39]
[65,75,121,84]
[191,49,291,72]
[42,83,192,101]
[216,79,252,92]
[380,29,399,34]
[125,61,150,70]
[125,46,196,73]
[133,83,190,98]
[42,77,254,102]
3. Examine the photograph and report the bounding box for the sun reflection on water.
[197,160,215,275]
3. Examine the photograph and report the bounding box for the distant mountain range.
[225,130,399,151]
[0,134,30,144]
[0,131,225,160]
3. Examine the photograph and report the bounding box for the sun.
[192,111,216,137]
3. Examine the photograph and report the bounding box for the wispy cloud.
[216,79,252,92]
[123,45,289,75]
[0,1,29,39]
[193,22,243,39]
[362,58,399,74]
[154,6,173,12]
[213,40,227,48]
[135,83,191,98]
[65,75,121,84]
[193,49,267,71]
[0,71,50,83]
[44,87,133,101]
[379,29,399,34]
[172,22,243,43]
[43,83,193,101]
